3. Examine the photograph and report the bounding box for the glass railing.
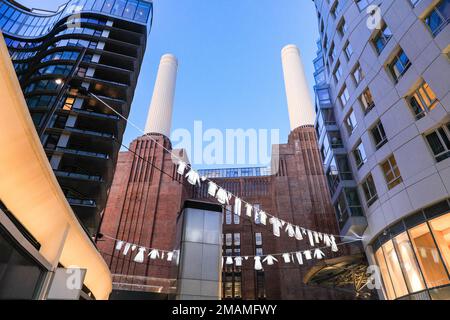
[54,170,102,181]
[65,126,114,138]
[54,146,109,159]
[67,197,96,207]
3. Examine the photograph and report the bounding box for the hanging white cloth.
[323,234,331,247]
[115,240,124,251]
[216,188,232,205]
[234,198,242,216]
[208,182,218,197]
[313,231,320,244]
[235,257,243,267]
[295,226,303,241]
[245,203,253,218]
[167,251,174,262]
[131,244,137,252]
[314,248,326,260]
[285,224,295,238]
[307,230,315,246]
[303,250,312,260]
[263,255,278,266]
[301,227,307,235]
[123,243,131,255]
[269,217,283,237]
[330,235,338,252]
[226,256,234,265]
[148,249,160,260]
[177,161,187,175]
[282,253,292,263]
[259,211,267,225]
[133,247,146,263]
[254,256,263,271]
[295,252,304,265]
[318,233,323,241]
[185,170,201,186]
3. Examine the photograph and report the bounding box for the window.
[225,233,232,246]
[375,246,397,299]
[333,61,343,82]
[371,120,388,149]
[353,141,367,169]
[234,233,240,246]
[372,23,393,54]
[409,223,450,288]
[352,63,364,86]
[256,248,263,256]
[393,232,427,294]
[408,82,439,119]
[362,174,378,206]
[0,227,45,299]
[337,18,347,37]
[388,49,411,82]
[356,0,370,11]
[381,240,409,298]
[360,87,375,114]
[344,109,358,134]
[339,85,350,107]
[381,155,403,190]
[225,209,232,225]
[424,0,450,36]
[344,41,353,60]
[63,97,75,110]
[425,123,450,162]
[429,213,450,272]
[255,233,262,246]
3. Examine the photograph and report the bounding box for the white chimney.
[281,44,315,130]
[144,54,178,137]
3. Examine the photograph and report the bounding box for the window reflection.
[409,223,450,288]
[429,214,450,271]
[375,247,396,299]
[393,232,426,293]
[382,240,409,298]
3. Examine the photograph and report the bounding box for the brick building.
[97,47,362,299]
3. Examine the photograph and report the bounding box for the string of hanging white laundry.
[91,92,360,247]
[104,234,360,270]
[178,160,345,249]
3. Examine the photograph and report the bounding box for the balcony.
[54,170,102,182]
[51,146,109,160]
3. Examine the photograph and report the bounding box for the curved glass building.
[0,0,153,236]
[313,0,450,300]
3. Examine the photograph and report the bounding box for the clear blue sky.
[18,0,319,167]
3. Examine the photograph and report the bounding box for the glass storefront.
[372,199,450,300]
[0,226,46,299]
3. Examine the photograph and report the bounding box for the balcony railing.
[54,170,102,182]
[65,126,114,139]
[53,146,109,159]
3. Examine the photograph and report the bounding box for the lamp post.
[37,47,88,140]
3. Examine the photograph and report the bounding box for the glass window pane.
[393,232,426,293]
[375,247,397,299]
[409,223,450,288]
[429,213,450,272]
[382,240,409,297]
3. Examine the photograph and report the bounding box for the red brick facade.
[98,126,353,299]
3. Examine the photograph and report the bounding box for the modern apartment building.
[0,0,153,236]
[313,0,450,299]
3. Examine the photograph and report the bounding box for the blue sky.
[18,0,319,168]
